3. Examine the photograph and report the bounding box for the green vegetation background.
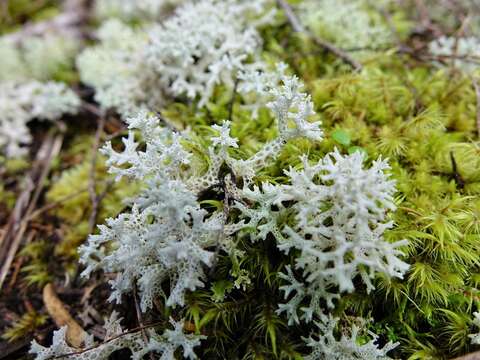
[2,1,480,359]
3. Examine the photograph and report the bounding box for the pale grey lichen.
[0,81,80,157]
[303,314,398,360]
[429,36,480,73]
[79,66,322,311]
[30,313,204,360]
[299,0,392,57]
[469,311,480,345]
[236,150,409,323]
[76,62,406,359]
[0,33,79,82]
[77,0,271,119]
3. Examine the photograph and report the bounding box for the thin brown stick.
[450,151,465,189]
[291,43,480,65]
[276,0,362,71]
[398,206,423,217]
[397,45,480,66]
[228,78,240,122]
[81,102,104,118]
[88,116,106,234]
[27,188,89,222]
[379,5,401,44]
[133,287,155,360]
[49,322,164,359]
[378,9,425,113]
[6,231,36,291]
[449,15,471,72]
[0,129,64,289]
[0,183,32,270]
[28,133,65,216]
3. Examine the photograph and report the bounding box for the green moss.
[2,310,48,342]
[19,240,53,288]
[0,0,60,34]
[46,156,140,260]
[6,2,480,358]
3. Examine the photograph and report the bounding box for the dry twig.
[88,116,106,234]
[450,151,465,189]
[133,287,155,360]
[228,78,240,122]
[6,231,36,291]
[27,188,89,222]
[49,322,164,360]
[276,0,363,71]
[0,128,64,289]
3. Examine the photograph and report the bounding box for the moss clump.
[47,155,140,261]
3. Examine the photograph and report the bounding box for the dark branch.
[276,0,363,71]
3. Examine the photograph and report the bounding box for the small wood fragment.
[0,130,64,289]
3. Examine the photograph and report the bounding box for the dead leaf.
[42,283,87,348]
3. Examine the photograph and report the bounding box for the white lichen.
[299,0,392,57]
[0,33,79,82]
[30,313,204,360]
[0,81,80,157]
[76,61,407,359]
[79,109,221,309]
[236,150,408,323]
[79,66,322,311]
[78,0,270,118]
[76,19,149,118]
[277,151,408,322]
[303,314,398,360]
[469,311,480,345]
[429,36,480,73]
